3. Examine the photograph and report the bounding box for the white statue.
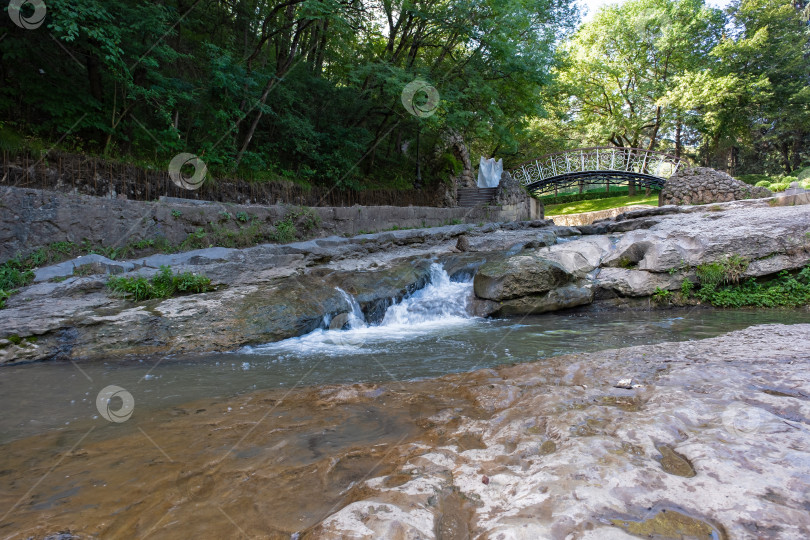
[477,156,503,188]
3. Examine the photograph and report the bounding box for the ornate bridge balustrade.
[509,147,685,196]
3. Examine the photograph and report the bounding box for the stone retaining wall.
[661,167,771,205]
[549,205,656,226]
[0,186,530,262]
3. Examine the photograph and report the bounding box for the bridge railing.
[509,147,684,187]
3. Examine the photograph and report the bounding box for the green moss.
[611,508,721,539]
[618,257,635,269]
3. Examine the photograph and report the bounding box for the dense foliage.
[0,0,577,188]
[1,0,807,186]
[693,266,810,308]
[529,0,809,176]
[653,257,810,308]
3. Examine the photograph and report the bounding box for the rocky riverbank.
[1,195,810,364]
[2,324,808,538]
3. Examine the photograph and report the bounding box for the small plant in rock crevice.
[107,266,214,301]
[651,287,673,304]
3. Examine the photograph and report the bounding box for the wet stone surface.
[0,324,809,538]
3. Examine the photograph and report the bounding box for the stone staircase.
[457,187,497,207]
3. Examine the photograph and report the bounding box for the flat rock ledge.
[312,324,810,539]
[0,219,569,364]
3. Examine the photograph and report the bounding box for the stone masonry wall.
[0,186,529,262]
[661,167,771,205]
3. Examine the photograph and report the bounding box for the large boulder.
[540,236,613,277]
[602,204,810,273]
[661,167,771,205]
[473,256,573,301]
[492,282,593,316]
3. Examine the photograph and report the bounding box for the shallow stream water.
[2,264,809,445]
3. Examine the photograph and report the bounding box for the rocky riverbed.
[2,324,808,538]
[2,196,810,364]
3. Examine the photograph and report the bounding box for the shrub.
[754,180,771,187]
[782,176,798,184]
[0,256,37,309]
[270,219,297,243]
[797,166,810,182]
[736,174,774,185]
[768,182,789,192]
[107,266,213,301]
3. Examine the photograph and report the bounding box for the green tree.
[667,0,810,173]
[552,0,723,153]
[0,0,579,190]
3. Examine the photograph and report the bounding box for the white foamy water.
[243,264,475,356]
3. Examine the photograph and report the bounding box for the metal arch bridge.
[509,147,685,195]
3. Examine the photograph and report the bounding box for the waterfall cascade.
[245,263,474,354]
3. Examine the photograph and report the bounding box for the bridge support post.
[530,197,544,220]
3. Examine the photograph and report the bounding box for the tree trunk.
[86,56,104,103]
[675,121,682,159]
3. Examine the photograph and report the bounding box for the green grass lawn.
[544,193,659,216]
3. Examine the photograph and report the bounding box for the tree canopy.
[0,0,577,188]
[536,0,809,174]
[1,0,807,188]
